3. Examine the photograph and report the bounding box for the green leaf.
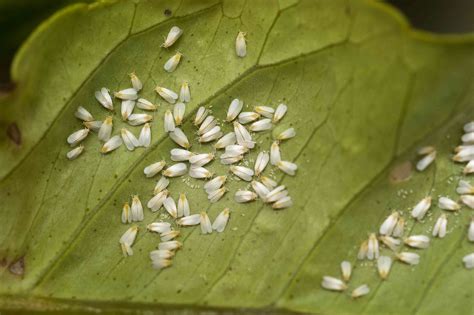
[0,0,87,53]
[0,0,90,85]
[1,0,473,314]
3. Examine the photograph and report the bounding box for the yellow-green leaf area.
[0,0,473,314]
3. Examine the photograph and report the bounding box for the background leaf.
[0,0,473,314]
[0,0,92,85]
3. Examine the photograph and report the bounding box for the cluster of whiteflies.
[148,78,298,206]
[452,121,474,175]
[453,121,474,269]
[113,26,297,270]
[322,120,474,298]
[119,187,230,269]
[127,98,297,269]
[417,121,474,174]
[67,23,248,160]
[156,98,297,209]
[67,24,297,270]
[66,72,154,159]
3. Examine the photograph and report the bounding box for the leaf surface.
[0,0,473,314]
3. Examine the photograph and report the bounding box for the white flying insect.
[131,195,144,222]
[377,256,392,280]
[163,197,178,218]
[179,82,190,102]
[273,104,287,123]
[340,261,351,282]
[255,106,274,118]
[114,88,138,100]
[177,193,190,217]
[432,214,448,238]
[95,87,113,110]
[98,116,113,142]
[200,212,213,234]
[177,214,200,226]
[83,120,102,132]
[230,165,254,181]
[234,190,257,203]
[121,202,131,224]
[138,123,151,147]
[169,128,190,148]
[121,100,135,120]
[129,72,142,91]
[321,276,347,292]
[153,177,169,194]
[164,52,183,72]
[136,98,157,111]
[147,190,168,212]
[119,226,138,256]
[208,188,227,203]
[194,106,208,126]
[75,106,93,122]
[351,285,370,298]
[128,114,153,126]
[163,163,187,177]
[250,119,272,132]
[144,161,166,178]
[121,128,140,151]
[235,31,247,57]
[159,241,182,251]
[204,176,226,194]
[100,135,122,154]
[277,128,296,141]
[226,99,243,122]
[411,197,432,220]
[215,132,236,149]
[162,26,183,48]
[155,86,178,104]
[254,152,269,176]
[67,128,89,146]
[66,145,84,160]
[396,252,420,265]
[164,110,176,132]
[170,148,193,162]
[416,151,436,171]
[212,208,230,232]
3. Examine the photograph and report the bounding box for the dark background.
[0,0,473,86]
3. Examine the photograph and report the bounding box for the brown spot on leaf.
[9,257,25,276]
[7,122,21,146]
[390,161,413,183]
[164,9,172,16]
[0,82,16,95]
